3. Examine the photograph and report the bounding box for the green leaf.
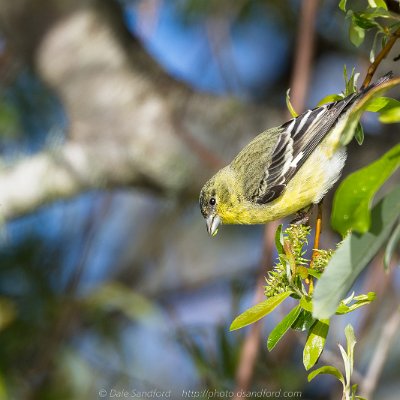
[300,296,313,312]
[331,144,400,236]
[303,319,330,370]
[339,0,347,12]
[345,324,357,378]
[286,89,298,118]
[369,31,381,63]
[365,96,400,112]
[291,310,315,331]
[275,224,284,256]
[384,222,400,270]
[314,186,400,319]
[368,0,388,10]
[335,292,376,314]
[267,305,301,351]
[308,365,345,385]
[354,123,364,145]
[307,269,322,279]
[338,344,351,385]
[317,93,344,107]
[343,292,355,305]
[353,13,378,29]
[340,77,400,146]
[343,66,359,96]
[230,291,291,331]
[382,34,388,48]
[349,20,365,47]
[379,107,400,123]
[360,8,396,20]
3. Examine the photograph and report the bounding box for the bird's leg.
[311,201,323,260]
[291,205,312,226]
[308,200,323,294]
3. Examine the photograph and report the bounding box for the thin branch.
[361,26,400,89]
[289,0,319,113]
[170,102,225,170]
[233,1,319,395]
[233,221,279,398]
[0,141,189,220]
[360,306,400,399]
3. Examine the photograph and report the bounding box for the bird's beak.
[206,214,221,237]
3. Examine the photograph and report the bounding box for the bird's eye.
[209,197,216,206]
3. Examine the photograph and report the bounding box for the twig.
[289,0,319,113]
[233,221,279,398]
[360,307,400,399]
[171,107,225,170]
[232,0,319,395]
[309,201,323,294]
[361,26,400,89]
[320,348,364,384]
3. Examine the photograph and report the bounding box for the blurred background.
[0,0,399,399]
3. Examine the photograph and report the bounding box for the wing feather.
[252,93,358,204]
[228,74,393,205]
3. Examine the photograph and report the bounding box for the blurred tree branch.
[0,0,275,220]
[233,0,319,396]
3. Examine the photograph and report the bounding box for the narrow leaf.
[303,319,330,370]
[338,343,351,385]
[286,89,298,118]
[308,365,345,385]
[335,292,376,315]
[343,292,355,305]
[367,0,388,10]
[275,224,284,256]
[369,31,382,63]
[339,0,347,11]
[349,20,365,47]
[317,93,344,107]
[384,222,400,270]
[314,187,400,319]
[354,123,364,145]
[267,305,301,351]
[230,291,291,331]
[331,144,400,236]
[345,324,357,378]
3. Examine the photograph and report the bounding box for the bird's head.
[199,167,234,236]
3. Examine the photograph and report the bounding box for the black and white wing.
[250,94,358,204]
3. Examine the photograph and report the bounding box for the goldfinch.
[199,74,392,236]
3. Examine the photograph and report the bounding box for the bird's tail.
[361,71,393,93]
[342,72,394,111]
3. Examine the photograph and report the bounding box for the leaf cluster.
[308,324,366,400]
[230,225,375,373]
[340,0,400,55]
